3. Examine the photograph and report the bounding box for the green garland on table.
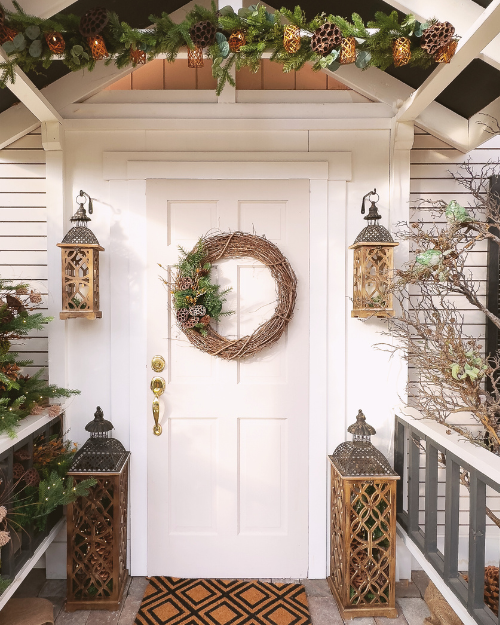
[0,1,457,95]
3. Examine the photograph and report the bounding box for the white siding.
[0,128,48,378]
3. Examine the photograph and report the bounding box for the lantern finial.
[85,405,114,436]
[347,409,376,442]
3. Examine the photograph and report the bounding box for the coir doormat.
[134,577,311,625]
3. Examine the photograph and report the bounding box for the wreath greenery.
[163,231,297,360]
[0,1,456,94]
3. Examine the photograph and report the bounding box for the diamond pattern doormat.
[134,577,311,625]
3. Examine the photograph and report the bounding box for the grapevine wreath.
[165,231,297,361]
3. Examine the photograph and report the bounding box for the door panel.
[146,179,309,578]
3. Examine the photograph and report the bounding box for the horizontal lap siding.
[0,129,48,379]
[410,128,500,566]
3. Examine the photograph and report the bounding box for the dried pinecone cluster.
[310,22,342,56]
[176,303,209,330]
[421,21,455,55]
[189,20,216,48]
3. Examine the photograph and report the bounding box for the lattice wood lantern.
[349,190,398,318]
[328,410,399,620]
[57,192,104,320]
[66,407,130,612]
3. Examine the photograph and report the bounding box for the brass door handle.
[151,376,166,436]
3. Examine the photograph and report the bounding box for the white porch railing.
[394,409,500,625]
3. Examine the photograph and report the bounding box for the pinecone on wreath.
[189,20,216,48]
[310,22,342,56]
[189,304,206,317]
[421,21,455,55]
[178,277,193,291]
[176,308,190,323]
[200,315,211,325]
[183,317,199,329]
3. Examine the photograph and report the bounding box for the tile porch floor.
[12,570,431,625]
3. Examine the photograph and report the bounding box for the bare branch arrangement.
[383,157,500,453]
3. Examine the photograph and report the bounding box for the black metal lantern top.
[330,409,398,477]
[353,189,394,244]
[61,191,101,246]
[70,406,129,473]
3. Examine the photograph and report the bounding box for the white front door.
[146,178,309,578]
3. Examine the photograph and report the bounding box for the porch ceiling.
[1,0,500,152]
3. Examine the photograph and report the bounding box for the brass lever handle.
[150,376,166,436]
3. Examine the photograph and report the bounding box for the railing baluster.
[468,469,486,612]
[394,418,405,516]
[425,442,438,557]
[408,429,420,535]
[444,454,460,582]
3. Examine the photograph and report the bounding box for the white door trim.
[106,155,350,578]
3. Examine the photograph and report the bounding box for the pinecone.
[200,315,211,325]
[311,22,342,56]
[0,506,6,523]
[0,362,20,389]
[79,7,109,37]
[0,531,10,548]
[176,308,190,323]
[485,566,499,616]
[178,277,193,291]
[29,290,42,304]
[24,468,40,487]
[189,20,216,48]
[12,463,25,481]
[421,21,455,55]
[189,304,206,317]
[182,317,199,329]
[15,285,28,295]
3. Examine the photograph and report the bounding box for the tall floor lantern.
[57,191,104,319]
[350,190,398,318]
[328,410,399,619]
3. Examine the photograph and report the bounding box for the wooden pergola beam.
[396,0,500,123]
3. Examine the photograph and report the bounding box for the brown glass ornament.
[228,30,246,53]
[87,35,108,60]
[393,37,411,67]
[189,20,216,48]
[434,39,458,63]
[45,31,65,55]
[283,24,301,53]
[79,7,109,37]
[311,22,342,56]
[130,48,146,65]
[187,46,204,68]
[339,36,356,64]
[421,21,455,55]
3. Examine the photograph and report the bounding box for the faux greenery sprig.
[0,1,455,93]
[166,239,233,337]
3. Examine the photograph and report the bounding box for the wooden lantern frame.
[349,241,398,318]
[66,456,130,612]
[57,193,104,320]
[328,410,399,620]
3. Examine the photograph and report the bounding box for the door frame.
[105,152,352,578]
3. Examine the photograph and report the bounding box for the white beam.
[2,0,77,19]
[0,49,63,123]
[396,0,500,123]
[383,0,500,74]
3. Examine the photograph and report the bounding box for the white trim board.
[103,152,351,182]
[108,157,339,579]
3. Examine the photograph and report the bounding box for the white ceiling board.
[2,0,77,18]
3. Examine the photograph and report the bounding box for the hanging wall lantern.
[328,410,399,619]
[349,190,398,318]
[57,191,104,320]
[66,407,130,611]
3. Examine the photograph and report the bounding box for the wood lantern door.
[146,178,310,578]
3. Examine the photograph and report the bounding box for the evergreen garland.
[0,278,79,437]
[0,2,457,94]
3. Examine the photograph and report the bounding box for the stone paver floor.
[11,570,431,625]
